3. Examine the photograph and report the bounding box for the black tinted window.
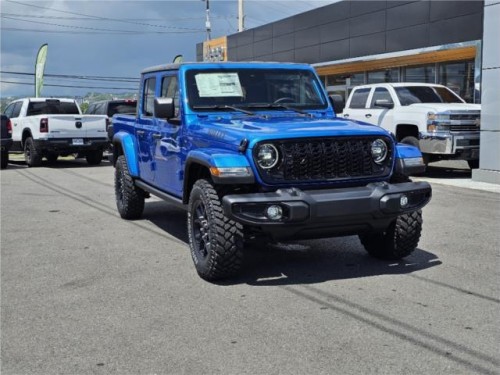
[11,102,23,118]
[27,100,79,116]
[108,102,137,117]
[370,88,393,108]
[395,86,463,106]
[4,103,16,118]
[349,88,370,109]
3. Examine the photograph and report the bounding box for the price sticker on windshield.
[195,73,243,98]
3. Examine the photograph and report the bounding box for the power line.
[5,0,206,32]
[1,71,140,82]
[1,80,137,91]
[1,15,203,34]
[1,12,229,21]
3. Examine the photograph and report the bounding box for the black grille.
[450,125,480,132]
[449,113,480,121]
[255,137,392,184]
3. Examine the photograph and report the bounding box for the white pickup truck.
[340,83,480,168]
[3,97,108,167]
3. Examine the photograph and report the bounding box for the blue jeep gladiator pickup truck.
[112,62,431,281]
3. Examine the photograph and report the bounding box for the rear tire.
[1,150,8,169]
[86,150,103,165]
[187,179,244,281]
[400,136,430,166]
[359,210,423,260]
[24,137,42,167]
[115,155,144,219]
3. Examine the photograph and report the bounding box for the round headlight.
[257,144,279,169]
[371,139,388,164]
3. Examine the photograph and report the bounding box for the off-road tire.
[467,160,479,169]
[1,150,8,169]
[86,150,103,165]
[359,210,423,260]
[187,179,244,281]
[400,136,430,166]
[115,155,144,219]
[24,137,42,167]
[46,153,58,164]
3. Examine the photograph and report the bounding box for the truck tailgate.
[46,115,107,138]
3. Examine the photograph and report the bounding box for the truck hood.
[196,115,391,148]
[407,103,481,113]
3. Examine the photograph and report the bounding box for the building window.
[349,72,365,86]
[367,68,399,83]
[439,60,475,103]
[404,65,436,83]
[326,75,348,86]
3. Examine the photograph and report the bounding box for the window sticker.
[195,73,243,97]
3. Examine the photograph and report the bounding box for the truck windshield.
[395,86,464,106]
[27,100,80,116]
[186,68,327,111]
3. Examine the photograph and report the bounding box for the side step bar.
[135,180,187,210]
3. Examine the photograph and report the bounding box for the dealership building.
[198,0,499,184]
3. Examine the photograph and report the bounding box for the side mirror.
[374,99,394,109]
[154,97,175,119]
[329,94,345,114]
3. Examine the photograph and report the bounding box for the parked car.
[86,99,137,142]
[111,62,432,281]
[3,98,108,167]
[1,114,13,169]
[340,83,480,168]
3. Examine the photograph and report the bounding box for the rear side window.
[4,102,16,118]
[108,102,137,117]
[142,78,156,116]
[348,88,370,109]
[27,100,79,116]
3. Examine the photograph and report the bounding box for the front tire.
[115,155,144,219]
[187,179,244,281]
[86,150,103,165]
[400,136,430,166]
[24,137,42,167]
[467,160,479,169]
[359,210,423,260]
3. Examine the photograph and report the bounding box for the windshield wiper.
[192,104,255,116]
[246,103,312,116]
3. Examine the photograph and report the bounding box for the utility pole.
[238,0,244,32]
[204,0,211,40]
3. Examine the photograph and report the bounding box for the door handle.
[365,114,372,118]
[136,130,145,136]
[152,133,162,139]
[343,114,349,118]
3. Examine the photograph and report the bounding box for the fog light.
[400,195,409,208]
[266,205,283,220]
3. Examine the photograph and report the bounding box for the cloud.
[1,0,337,98]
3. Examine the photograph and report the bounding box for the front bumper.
[419,131,479,159]
[33,138,108,153]
[222,181,432,240]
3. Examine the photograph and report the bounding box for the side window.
[11,102,23,118]
[87,104,95,114]
[370,88,393,108]
[161,75,180,117]
[4,103,15,117]
[348,88,370,109]
[143,78,156,116]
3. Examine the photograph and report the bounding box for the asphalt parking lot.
[1,157,499,374]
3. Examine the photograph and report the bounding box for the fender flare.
[113,131,139,177]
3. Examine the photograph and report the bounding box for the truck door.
[366,87,395,130]
[342,87,371,123]
[155,73,183,196]
[137,76,157,184]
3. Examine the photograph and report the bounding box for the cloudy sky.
[0,0,335,98]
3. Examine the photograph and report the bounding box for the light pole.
[238,0,244,32]
[203,0,211,41]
